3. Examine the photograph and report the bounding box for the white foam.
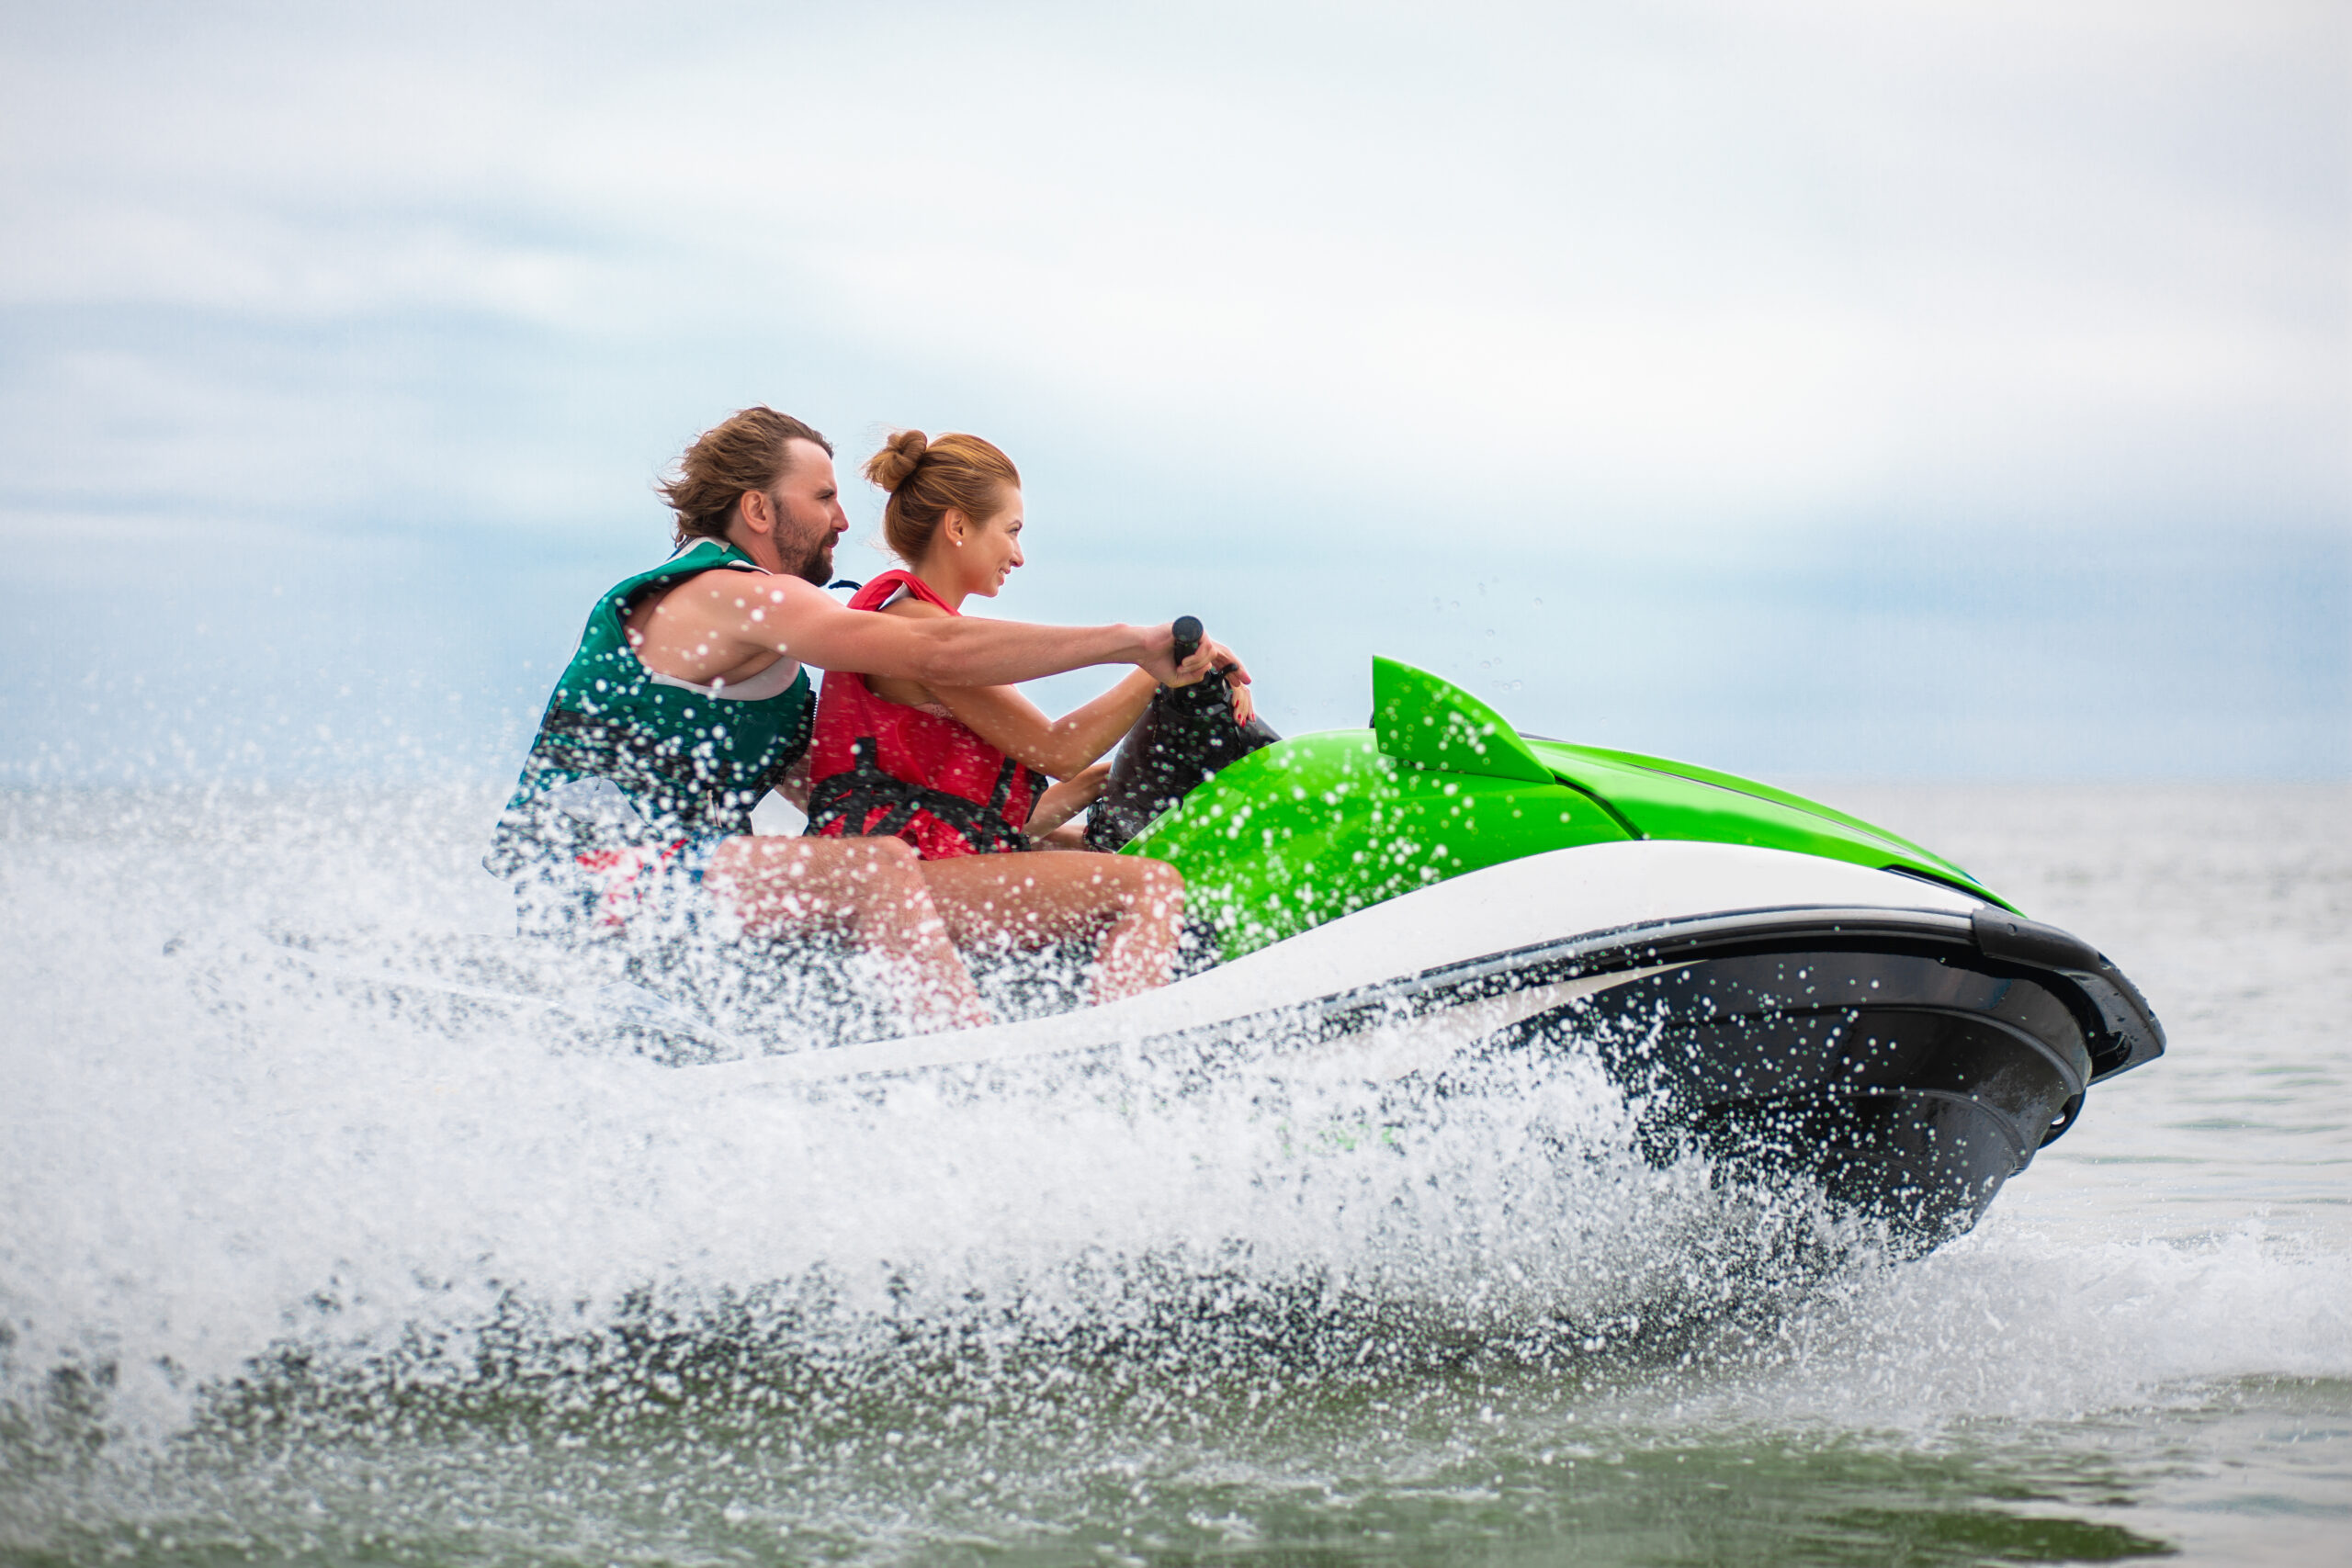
[2,785,2346,1450]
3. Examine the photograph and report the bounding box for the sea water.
[1,783,2345,1565]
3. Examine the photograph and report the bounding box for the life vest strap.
[804,737,1034,855]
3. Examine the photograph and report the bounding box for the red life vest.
[803,570,1048,860]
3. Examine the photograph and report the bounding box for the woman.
[804,430,1254,1003]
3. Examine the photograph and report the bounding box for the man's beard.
[785,529,835,585]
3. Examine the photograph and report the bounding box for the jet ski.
[681,630,2164,1250]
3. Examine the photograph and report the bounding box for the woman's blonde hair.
[864,430,1021,562]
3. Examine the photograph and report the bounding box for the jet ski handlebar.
[1086,614,1280,852]
[1170,615,1204,668]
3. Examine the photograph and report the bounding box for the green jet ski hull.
[1090,656,2165,1248]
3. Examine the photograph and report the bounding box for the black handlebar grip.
[1170,615,1204,667]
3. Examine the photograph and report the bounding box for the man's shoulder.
[659,562,833,627]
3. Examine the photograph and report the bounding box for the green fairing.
[1369,657,1552,783]
[1125,658,2012,962]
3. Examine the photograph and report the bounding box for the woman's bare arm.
[1026,761,1111,839]
[867,599,1162,777]
[935,671,1164,778]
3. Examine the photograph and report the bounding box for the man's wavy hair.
[658,407,833,547]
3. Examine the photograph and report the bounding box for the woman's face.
[953,486,1025,598]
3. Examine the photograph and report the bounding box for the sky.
[2,0,2346,784]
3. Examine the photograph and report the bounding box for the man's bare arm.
[751,576,1247,688]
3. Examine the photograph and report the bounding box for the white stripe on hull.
[689,840,1989,1091]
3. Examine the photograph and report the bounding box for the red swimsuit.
[802,571,1048,860]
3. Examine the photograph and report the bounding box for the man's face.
[765,440,850,584]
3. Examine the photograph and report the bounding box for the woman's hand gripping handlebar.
[1150,615,1256,727]
[1138,616,1250,689]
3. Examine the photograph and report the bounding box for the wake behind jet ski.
[687,646,2164,1251]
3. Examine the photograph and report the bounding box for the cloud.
[0,0,2343,783]
[0,0,2339,537]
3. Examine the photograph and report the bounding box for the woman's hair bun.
[863,428,929,492]
[866,429,1023,564]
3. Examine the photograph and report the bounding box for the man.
[490,406,1244,1033]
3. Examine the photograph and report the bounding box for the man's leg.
[916,853,1183,1005]
[703,835,990,1032]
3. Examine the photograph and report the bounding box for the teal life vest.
[488,538,815,876]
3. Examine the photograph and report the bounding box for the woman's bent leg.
[704,836,990,1032]
[917,853,1184,1005]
